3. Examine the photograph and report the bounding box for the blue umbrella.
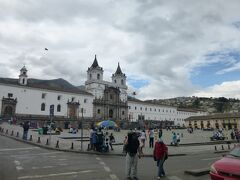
[97,120,118,128]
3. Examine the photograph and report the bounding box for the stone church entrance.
[67,101,80,119]
[1,97,17,117]
[109,109,113,118]
[4,106,13,115]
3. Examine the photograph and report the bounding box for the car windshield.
[229,146,240,158]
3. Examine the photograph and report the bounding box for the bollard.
[37,137,41,143]
[46,139,49,145]
[221,145,224,150]
[70,142,74,150]
[29,135,33,141]
[56,140,59,148]
[16,132,19,137]
[228,144,230,150]
[6,129,8,134]
[215,145,217,151]
[11,130,14,136]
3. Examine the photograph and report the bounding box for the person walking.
[92,129,97,151]
[171,132,177,146]
[89,127,94,150]
[176,133,180,146]
[109,133,115,150]
[158,128,163,139]
[22,121,30,140]
[153,139,168,179]
[125,132,141,180]
[149,128,154,148]
[140,130,147,152]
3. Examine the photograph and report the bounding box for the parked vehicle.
[210,145,240,180]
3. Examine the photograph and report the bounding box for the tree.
[192,98,200,108]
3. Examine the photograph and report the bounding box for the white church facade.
[0,66,94,122]
[0,56,207,127]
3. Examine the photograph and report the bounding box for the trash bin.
[38,128,43,135]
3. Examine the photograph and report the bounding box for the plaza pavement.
[0,122,237,156]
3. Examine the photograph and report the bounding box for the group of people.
[89,127,115,152]
[171,132,181,146]
[212,130,225,140]
[124,129,168,180]
[231,129,240,142]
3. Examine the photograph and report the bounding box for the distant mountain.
[145,97,240,114]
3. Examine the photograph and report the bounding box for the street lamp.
[80,108,84,151]
[49,104,54,145]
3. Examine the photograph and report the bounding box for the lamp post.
[80,108,84,151]
[49,104,54,145]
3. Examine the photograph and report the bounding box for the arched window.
[97,74,100,80]
[22,79,25,84]
[41,103,45,111]
[121,79,124,85]
[57,104,61,112]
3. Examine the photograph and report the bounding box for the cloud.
[1,0,240,99]
[193,81,240,99]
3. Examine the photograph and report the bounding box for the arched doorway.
[109,109,113,118]
[4,106,13,116]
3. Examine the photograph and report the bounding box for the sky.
[0,0,240,100]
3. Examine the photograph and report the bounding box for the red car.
[210,145,240,180]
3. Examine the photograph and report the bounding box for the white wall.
[0,84,93,118]
[128,100,206,126]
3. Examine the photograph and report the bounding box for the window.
[57,104,61,112]
[90,74,92,80]
[110,94,113,99]
[97,74,100,80]
[122,111,125,115]
[97,109,101,114]
[129,106,131,109]
[22,79,25,84]
[121,79,124,85]
[145,107,147,111]
[114,80,116,83]
[150,108,152,111]
[8,93,13,98]
[41,103,45,111]
[42,93,46,99]
[135,107,137,110]
[57,95,61,100]
[155,108,156,111]
[140,107,142,110]
[84,99,87,103]
[72,97,75,101]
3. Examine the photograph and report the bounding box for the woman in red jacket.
[153,139,168,179]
